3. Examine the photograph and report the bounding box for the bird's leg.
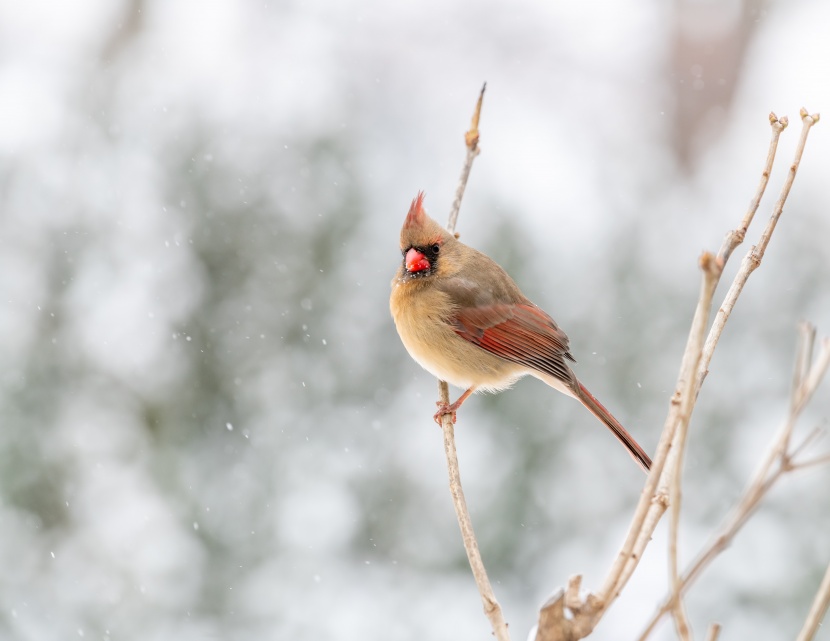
[433,387,476,425]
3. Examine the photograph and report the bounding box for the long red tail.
[574,381,652,473]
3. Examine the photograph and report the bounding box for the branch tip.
[800,107,820,125]
[769,112,788,132]
[464,82,487,150]
[565,575,583,610]
[448,85,487,233]
[704,622,722,641]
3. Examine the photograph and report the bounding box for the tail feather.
[573,381,652,473]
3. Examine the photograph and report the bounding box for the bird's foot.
[433,401,459,426]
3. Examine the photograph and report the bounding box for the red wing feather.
[452,304,575,384]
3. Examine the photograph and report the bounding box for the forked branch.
[638,326,830,640]
[534,109,821,641]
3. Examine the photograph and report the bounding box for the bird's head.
[398,192,456,279]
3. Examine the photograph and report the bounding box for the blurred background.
[1,0,829,639]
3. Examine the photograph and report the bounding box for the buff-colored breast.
[390,276,525,392]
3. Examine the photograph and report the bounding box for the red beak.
[405,248,430,273]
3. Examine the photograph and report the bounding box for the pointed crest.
[403,191,426,229]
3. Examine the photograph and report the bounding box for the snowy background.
[1,0,829,639]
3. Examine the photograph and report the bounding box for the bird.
[389,192,652,473]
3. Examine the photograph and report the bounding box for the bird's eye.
[431,244,440,254]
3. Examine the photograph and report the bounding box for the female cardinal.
[389,192,652,473]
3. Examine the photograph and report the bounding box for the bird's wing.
[451,302,576,385]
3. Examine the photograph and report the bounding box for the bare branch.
[745,333,828,489]
[797,337,830,411]
[439,398,510,640]
[716,112,787,264]
[599,251,719,615]
[704,622,722,641]
[565,575,582,612]
[437,84,510,641]
[535,110,820,641]
[788,425,825,462]
[447,82,485,236]
[795,562,830,641]
[638,326,830,640]
[792,321,817,400]
[668,253,721,641]
[790,452,830,471]
[626,109,820,639]
[634,115,822,640]
[696,110,820,392]
[597,111,798,613]
[756,109,820,254]
[614,489,669,592]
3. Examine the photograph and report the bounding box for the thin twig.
[790,452,830,471]
[798,337,830,410]
[437,84,510,641]
[696,110,819,393]
[447,82,486,236]
[440,406,510,640]
[704,622,722,641]
[716,112,787,264]
[741,332,823,496]
[788,425,825,462]
[792,321,816,400]
[667,253,720,641]
[788,323,817,455]
[795,561,830,641]
[565,575,582,611]
[613,489,669,594]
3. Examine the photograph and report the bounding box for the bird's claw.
[433,402,457,426]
